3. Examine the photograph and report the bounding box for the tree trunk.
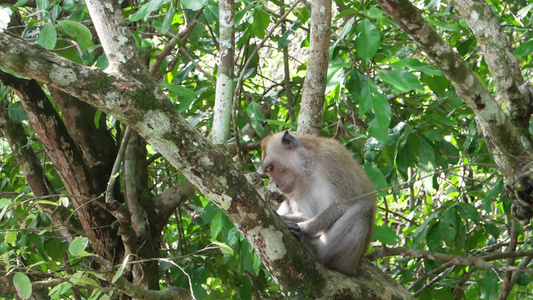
[212,0,235,145]
[297,0,332,136]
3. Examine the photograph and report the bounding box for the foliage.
[0,0,532,298]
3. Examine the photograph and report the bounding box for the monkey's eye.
[264,164,274,173]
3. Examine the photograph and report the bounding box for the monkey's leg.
[314,201,375,276]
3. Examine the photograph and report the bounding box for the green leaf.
[239,277,253,300]
[373,225,400,244]
[514,39,533,57]
[62,0,76,11]
[247,102,266,136]
[161,4,175,34]
[36,0,48,11]
[13,0,28,8]
[37,21,57,49]
[412,211,439,249]
[331,17,354,49]
[418,137,436,192]
[421,73,449,98]
[13,272,32,300]
[484,223,500,239]
[347,69,369,103]
[378,70,424,93]
[8,101,28,121]
[69,237,88,257]
[364,161,388,193]
[279,28,295,48]
[129,0,166,21]
[391,58,442,76]
[57,20,94,49]
[439,209,458,241]
[456,202,480,222]
[359,80,373,116]
[210,210,223,239]
[181,0,207,11]
[93,109,102,130]
[354,19,380,61]
[368,91,391,143]
[160,83,197,99]
[366,6,385,20]
[481,270,499,300]
[325,60,349,95]
[70,272,100,287]
[426,222,443,252]
[396,143,416,174]
[37,200,60,206]
[292,6,309,23]
[112,254,131,283]
[212,241,234,256]
[483,179,503,213]
[0,198,12,222]
[49,282,73,299]
[6,231,17,244]
[251,8,270,39]
[368,117,388,144]
[335,8,358,21]
[517,2,533,19]
[455,221,466,248]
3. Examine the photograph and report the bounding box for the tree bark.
[448,0,530,136]
[297,0,332,135]
[212,0,235,145]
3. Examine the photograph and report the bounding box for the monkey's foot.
[283,220,303,241]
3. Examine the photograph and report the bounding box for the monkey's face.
[262,162,299,194]
[260,131,304,195]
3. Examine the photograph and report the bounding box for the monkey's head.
[260,131,306,195]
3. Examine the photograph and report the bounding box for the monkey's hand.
[282,220,304,241]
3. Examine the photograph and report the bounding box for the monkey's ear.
[281,131,298,148]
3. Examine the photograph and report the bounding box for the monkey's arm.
[297,203,357,236]
[276,200,309,222]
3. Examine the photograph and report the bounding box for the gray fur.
[261,131,377,276]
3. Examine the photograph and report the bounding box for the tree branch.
[95,256,190,299]
[449,0,530,136]
[368,247,533,274]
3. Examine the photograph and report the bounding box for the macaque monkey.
[260,131,376,276]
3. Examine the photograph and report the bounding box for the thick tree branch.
[449,0,531,137]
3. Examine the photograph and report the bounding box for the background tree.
[0,0,532,299]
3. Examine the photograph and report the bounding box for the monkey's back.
[297,135,375,204]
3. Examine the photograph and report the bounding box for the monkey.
[260,131,376,276]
